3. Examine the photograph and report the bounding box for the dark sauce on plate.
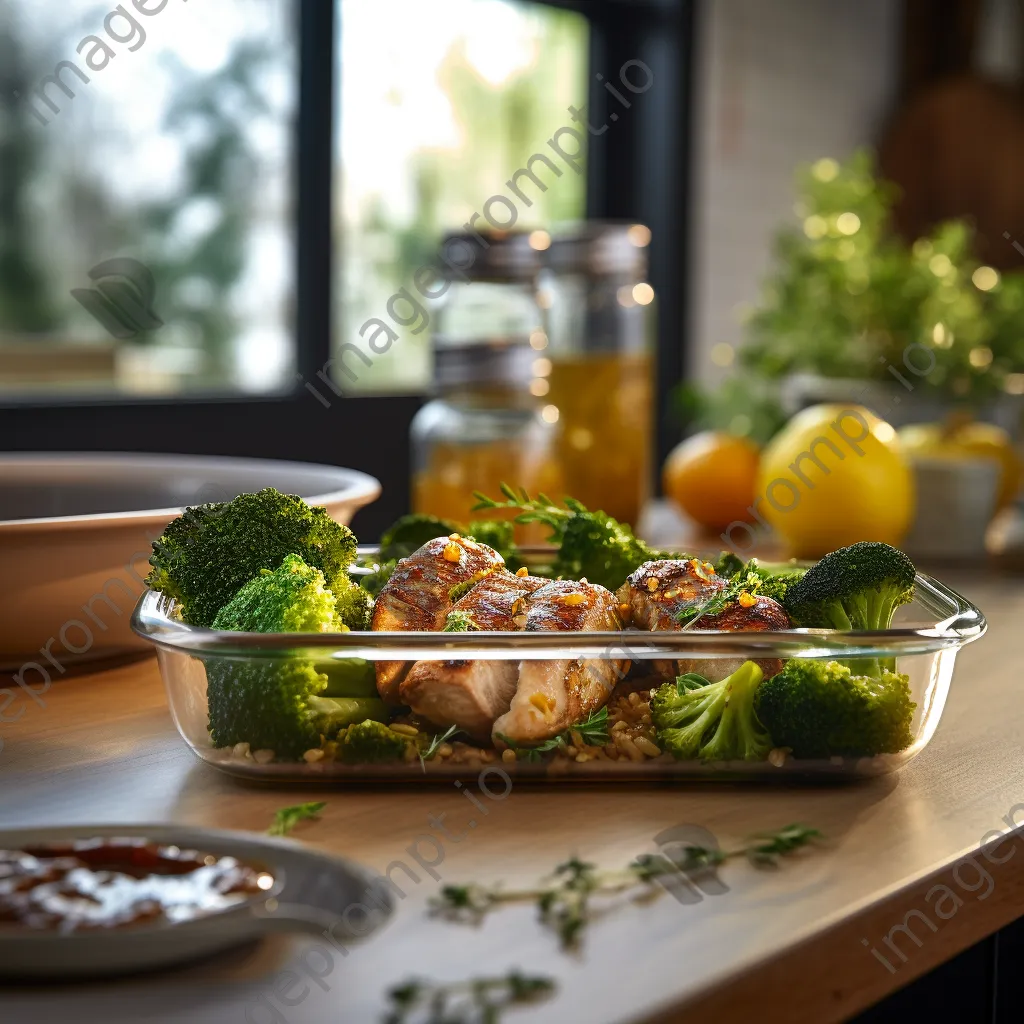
[0,838,271,932]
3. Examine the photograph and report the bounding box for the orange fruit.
[663,431,760,531]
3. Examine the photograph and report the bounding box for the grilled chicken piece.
[617,559,727,630]
[372,536,505,702]
[399,570,549,739]
[617,559,791,681]
[492,579,625,745]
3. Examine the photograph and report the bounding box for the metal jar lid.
[438,230,546,282]
[433,339,537,390]
[547,221,651,278]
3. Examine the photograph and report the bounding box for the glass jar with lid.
[543,222,655,526]
[411,231,563,537]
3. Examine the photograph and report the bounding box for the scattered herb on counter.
[495,707,610,762]
[268,801,326,837]
[385,971,554,1024]
[432,824,820,947]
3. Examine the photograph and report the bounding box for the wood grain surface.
[0,570,1022,1024]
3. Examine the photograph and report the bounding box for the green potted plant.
[686,150,1024,439]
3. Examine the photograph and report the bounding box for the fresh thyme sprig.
[385,971,555,1024]
[443,609,481,632]
[495,707,610,762]
[267,801,326,837]
[431,824,821,947]
[420,724,462,771]
[678,567,764,629]
[471,484,573,538]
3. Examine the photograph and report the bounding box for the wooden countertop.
[1,570,1022,1024]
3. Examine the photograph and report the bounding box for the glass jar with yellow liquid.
[411,232,562,541]
[543,224,655,526]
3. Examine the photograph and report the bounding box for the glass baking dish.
[131,554,986,782]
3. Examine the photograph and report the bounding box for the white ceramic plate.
[0,453,380,667]
[0,824,393,979]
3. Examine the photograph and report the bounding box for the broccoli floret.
[556,503,672,590]
[212,554,342,633]
[206,659,388,760]
[334,574,373,630]
[754,658,915,759]
[713,555,807,605]
[206,659,327,758]
[783,542,915,674]
[356,557,398,597]
[205,554,382,759]
[783,542,915,631]
[650,661,771,762]
[713,551,745,578]
[376,512,521,572]
[336,720,408,763]
[148,488,358,627]
[471,488,683,591]
[379,514,459,561]
[756,568,808,605]
[464,519,521,568]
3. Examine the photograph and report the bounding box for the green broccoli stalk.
[754,658,915,759]
[321,658,378,697]
[650,661,772,762]
[783,541,915,674]
[471,486,683,591]
[148,488,358,627]
[212,554,342,633]
[205,657,388,759]
[336,720,409,763]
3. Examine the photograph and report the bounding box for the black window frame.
[0,0,694,539]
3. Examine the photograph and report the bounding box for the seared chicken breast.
[617,559,727,630]
[617,559,791,681]
[372,536,505,702]
[492,579,625,745]
[399,570,549,739]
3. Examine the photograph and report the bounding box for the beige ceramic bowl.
[0,453,380,671]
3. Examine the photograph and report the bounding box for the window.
[0,0,296,396]
[334,0,589,393]
[0,0,693,539]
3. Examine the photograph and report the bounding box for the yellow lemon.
[756,404,914,558]
[898,420,1022,511]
